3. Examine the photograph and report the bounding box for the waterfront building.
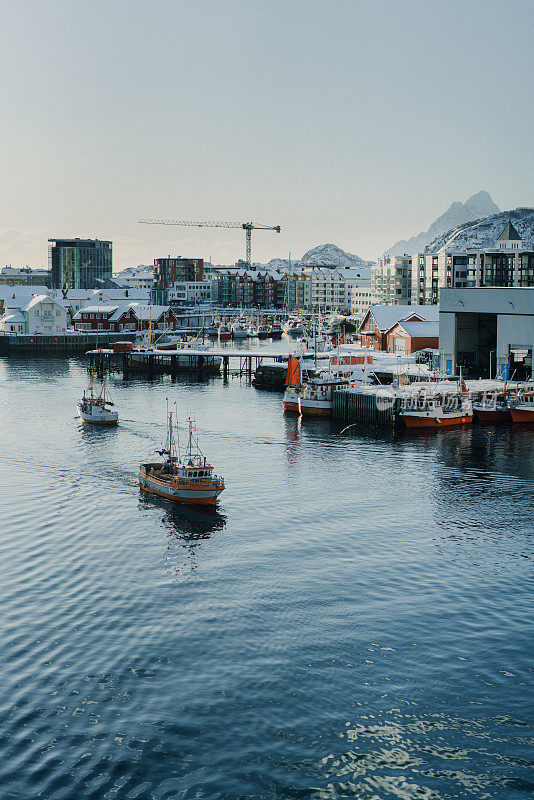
[0,286,50,316]
[350,286,373,321]
[439,287,534,379]
[51,288,150,321]
[359,305,439,350]
[73,303,178,333]
[386,320,439,355]
[0,267,52,287]
[411,252,469,305]
[0,294,69,335]
[305,267,369,313]
[49,239,112,290]
[125,268,154,289]
[372,255,412,305]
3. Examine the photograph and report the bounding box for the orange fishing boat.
[509,392,534,423]
[283,356,304,412]
[139,412,225,506]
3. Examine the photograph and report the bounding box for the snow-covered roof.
[394,321,439,338]
[99,288,150,300]
[1,311,26,323]
[366,305,439,331]
[73,305,119,318]
[0,286,50,302]
[108,305,136,321]
[128,304,171,320]
[497,221,521,241]
[24,294,60,311]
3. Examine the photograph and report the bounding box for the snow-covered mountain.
[425,207,534,253]
[301,243,373,267]
[264,244,372,271]
[384,191,501,256]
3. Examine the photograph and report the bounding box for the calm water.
[0,353,533,800]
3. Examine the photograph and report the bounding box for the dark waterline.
[0,356,533,800]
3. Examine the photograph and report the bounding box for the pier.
[87,346,288,380]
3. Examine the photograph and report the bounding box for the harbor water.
[0,355,533,800]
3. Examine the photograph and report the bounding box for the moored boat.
[509,392,534,423]
[77,374,118,425]
[231,322,249,339]
[473,393,512,423]
[401,394,473,429]
[282,355,348,416]
[218,324,232,341]
[139,413,225,506]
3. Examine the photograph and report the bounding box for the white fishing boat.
[282,356,348,416]
[77,374,118,425]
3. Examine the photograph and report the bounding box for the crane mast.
[138,219,281,267]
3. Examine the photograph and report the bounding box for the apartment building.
[372,256,412,305]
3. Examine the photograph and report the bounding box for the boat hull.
[402,413,473,429]
[510,407,534,423]
[283,401,300,413]
[299,403,332,416]
[474,408,511,423]
[77,403,118,425]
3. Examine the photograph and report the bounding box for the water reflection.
[283,413,302,469]
[139,498,226,581]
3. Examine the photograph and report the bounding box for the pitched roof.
[366,304,440,331]
[73,305,119,318]
[394,320,439,338]
[497,221,521,241]
[1,311,26,323]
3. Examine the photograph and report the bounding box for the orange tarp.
[285,355,301,386]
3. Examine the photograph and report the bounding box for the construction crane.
[138,219,281,267]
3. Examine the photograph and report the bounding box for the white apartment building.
[413,222,534,304]
[306,267,371,313]
[167,280,213,306]
[350,286,374,319]
[372,255,412,305]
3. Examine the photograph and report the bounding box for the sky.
[0,0,532,270]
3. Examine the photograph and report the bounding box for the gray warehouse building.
[439,288,534,380]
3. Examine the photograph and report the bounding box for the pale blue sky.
[0,0,532,269]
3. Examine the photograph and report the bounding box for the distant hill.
[265,243,373,272]
[425,207,534,253]
[384,191,500,256]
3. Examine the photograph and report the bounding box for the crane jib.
[138,219,281,266]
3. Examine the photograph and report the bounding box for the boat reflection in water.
[140,496,226,581]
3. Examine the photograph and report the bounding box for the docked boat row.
[205,317,284,340]
[281,352,534,428]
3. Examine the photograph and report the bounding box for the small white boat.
[78,374,118,425]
